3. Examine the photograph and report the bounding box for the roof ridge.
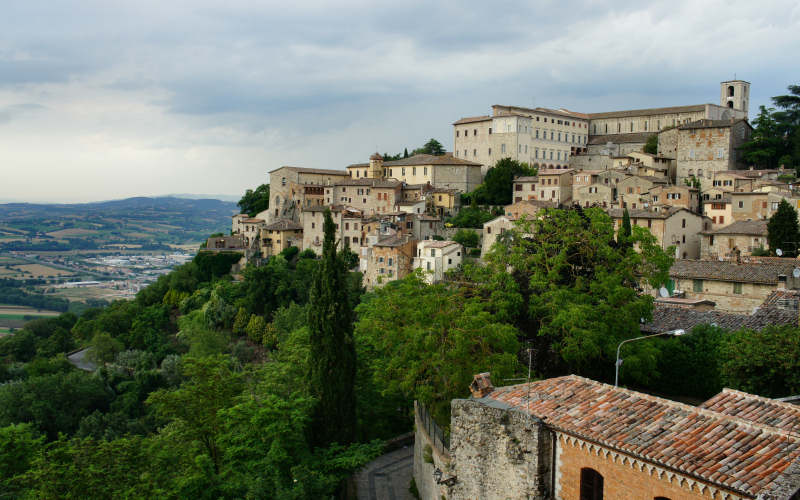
[719,387,800,415]
[525,375,800,442]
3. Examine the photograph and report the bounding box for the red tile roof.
[700,389,800,438]
[482,375,800,497]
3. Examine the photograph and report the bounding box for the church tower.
[720,80,750,116]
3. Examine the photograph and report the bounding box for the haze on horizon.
[1,0,798,203]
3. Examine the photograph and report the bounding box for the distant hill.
[0,196,238,251]
[166,193,241,203]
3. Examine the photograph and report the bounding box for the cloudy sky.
[1,0,798,203]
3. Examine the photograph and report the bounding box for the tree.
[89,332,124,365]
[619,208,632,249]
[767,199,800,256]
[446,206,495,228]
[738,85,800,169]
[412,139,445,156]
[684,176,703,214]
[720,325,800,397]
[643,134,658,154]
[307,208,357,446]
[452,229,479,248]
[468,207,673,383]
[355,272,520,426]
[147,356,244,475]
[403,147,409,158]
[237,184,270,217]
[468,158,537,205]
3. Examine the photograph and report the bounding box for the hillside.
[0,197,238,251]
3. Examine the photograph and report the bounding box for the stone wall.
[673,277,774,313]
[569,153,612,171]
[447,399,553,500]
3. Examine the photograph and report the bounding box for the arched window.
[728,85,735,97]
[728,101,734,108]
[580,468,604,500]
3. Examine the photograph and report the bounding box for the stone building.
[414,240,463,284]
[703,197,733,228]
[421,373,800,500]
[346,153,483,193]
[514,169,574,205]
[512,175,538,202]
[729,192,770,222]
[259,220,302,258]
[700,219,768,259]
[609,207,710,259]
[267,166,350,222]
[453,105,590,172]
[573,183,614,208]
[323,178,402,216]
[301,206,364,255]
[482,215,517,257]
[362,234,416,290]
[617,175,667,210]
[668,259,798,313]
[648,184,700,212]
[503,199,553,219]
[673,119,753,189]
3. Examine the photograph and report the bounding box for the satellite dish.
[793,268,800,279]
[659,287,670,298]
[777,248,784,256]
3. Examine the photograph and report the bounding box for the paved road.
[356,444,415,500]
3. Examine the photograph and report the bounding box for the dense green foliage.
[767,199,800,257]
[467,207,673,382]
[738,84,800,171]
[466,158,537,205]
[446,205,496,228]
[452,229,479,248]
[643,134,658,154]
[237,183,270,217]
[412,138,446,156]
[307,209,358,446]
[2,197,798,497]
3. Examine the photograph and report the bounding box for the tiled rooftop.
[679,118,750,130]
[480,375,800,497]
[263,220,302,231]
[587,132,656,144]
[641,303,797,333]
[704,219,767,236]
[453,115,492,125]
[587,104,705,119]
[700,389,800,438]
[418,240,459,249]
[669,259,795,284]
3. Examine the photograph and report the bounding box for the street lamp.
[614,329,685,387]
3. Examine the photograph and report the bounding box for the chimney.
[469,372,494,398]
[778,274,787,290]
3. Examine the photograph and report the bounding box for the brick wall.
[555,433,742,500]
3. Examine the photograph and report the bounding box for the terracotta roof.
[491,104,589,120]
[514,176,538,182]
[334,178,402,188]
[373,235,413,247]
[587,132,654,145]
[384,154,482,167]
[762,289,800,308]
[642,303,798,333]
[242,218,264,223]
[588,104,705,119]
[670,259,795,284]
[705,219,767,236]
[453,115,492,125]
[538,168,575,175]
[480,375,800,497]
[653,297,716,307]
[263,220,302,231]
[679,119,751,130]
[418,240,460,249]
[608,207,690,219]
[700,388,800,438]
[268,166,349,176]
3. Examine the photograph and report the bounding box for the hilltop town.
[218,80,800,331]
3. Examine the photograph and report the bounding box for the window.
[719,216,725,224]
[473,129,477,136]
[733,282,743,294]
[489,127,492,134]
[488,148,492,155]
[580,468,604,500]
[473,149,477,157]
[693,279,704,292]
[501,144,506,153]
[388,257,393,266]
[456,130,459,137]
[738,201,744,208]
[682,218,686,228]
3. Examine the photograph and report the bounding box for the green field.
[0,305,61,329]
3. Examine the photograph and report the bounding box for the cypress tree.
[307,208,357,446]
[767,199,800,257]
[619,208,633,249]
[403,147,409,158]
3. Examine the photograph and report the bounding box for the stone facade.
[672,277,775,314]
[362,236,416,290]
[267,166,350,222]
[448,399,553,500]
[674,119,752,190]
[574,183,614,208]
[323,178,401,216]
[453,106,590,172]
[648,185,700,212]
[414,240,463,284]
[482,215,516,257]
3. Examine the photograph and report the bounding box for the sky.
[0,0,799,203]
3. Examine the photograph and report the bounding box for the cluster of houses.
[205,78,800,331]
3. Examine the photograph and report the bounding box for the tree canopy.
[738,84,800,171]
[767,199,800,257]
[467,157,537,205]
[237,183,270,217]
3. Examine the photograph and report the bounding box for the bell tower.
[720,80,750,117]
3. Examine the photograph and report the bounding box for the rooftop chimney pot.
[469,372,494,398]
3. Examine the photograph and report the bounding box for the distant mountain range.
[0,196,239,250]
